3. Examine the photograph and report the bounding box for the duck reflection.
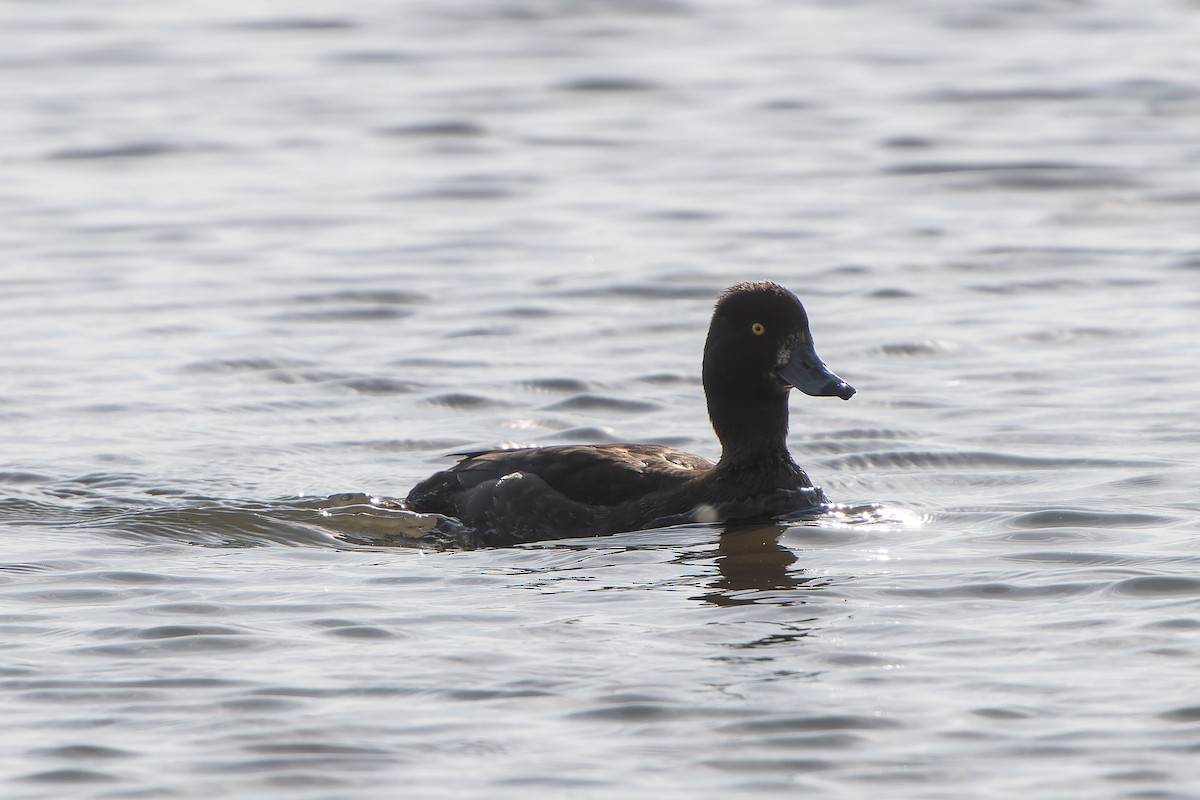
[693,522,826,607]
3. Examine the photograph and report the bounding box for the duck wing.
[406,443,713,512]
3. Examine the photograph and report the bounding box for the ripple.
[234,16,356,30]
[719,714,905,733]
[972,706,1039,720]
[82,635,263,656]
[1158,706,1200,723]
[869,287,919,298]
[823,450,1138,471]
[970,278,1092,295]
[1103,768,1174,784]
[1001,551,1126,566]
[705,757,833,774]
[91,571,174,584]
[1112,576,1200,598]
[980,528,1110,545]
[496,775,610,789]
[20,688,161,705]
[425,392,512,410]
[809,428,920,441]
[273,307,412,322]
[883,581,1101,601]
[317,498,473,549]
[519,377,591,393]
[750,733,863,749]
[261,368,353,385]
[1173,252,1200,270]
[1009,509,1170,530]
[563,283,716,300]
[543,393,659,413]
[47,142,197,160]
[246,742,392,756]
[870,339,961,356]
[72,501,352,549]
[452,0,689,19]
[0,470,53,485]
[1017,327,1128,344]
[329,49,412,64]
[260,773,351,789]
[179,357,314,375]
[319,625,396,640]
[444,687,553,701]
[136,625,247,639]
[643,208,723,222]
[519,134,628,148]
[637,373,695,385]
[220,696,303,712]
[886,159,1096,175]
[31,744,131,760]
[495,305,556,318]
[291,289,427,305]
[408,184,515,201]
[378,120,488,138]
[1145,618,1200,631]
[391,356,489,368]
[14,589,122,605]
[568,703,678,722]
[886,160,1136,189]
[555,76,661,92]
[542,426,619,443]
[762,97,817,111]
[19,768,119,784]
[0,561,62,575]
[444,324,517,338]
[337,438,462,453]
[880,134,937,148]
[143,602,228,616]
[329,377,422,395]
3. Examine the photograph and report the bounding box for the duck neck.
[707,386,795,466]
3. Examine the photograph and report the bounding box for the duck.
[404,281,855,546]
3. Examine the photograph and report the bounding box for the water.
[3,0,1200,796]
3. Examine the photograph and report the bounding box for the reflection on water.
[696,523,815,607]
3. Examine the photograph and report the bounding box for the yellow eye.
[751,322,766,336]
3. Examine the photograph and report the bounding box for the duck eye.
[751,322,766,336]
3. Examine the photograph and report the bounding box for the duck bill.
[778,340,856,400]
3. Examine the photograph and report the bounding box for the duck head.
[702,281,854,456]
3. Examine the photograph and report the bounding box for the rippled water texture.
[3,0,1200,797]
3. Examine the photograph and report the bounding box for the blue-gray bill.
[778,339,856,400]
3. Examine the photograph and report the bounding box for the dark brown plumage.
[405,281,854,545]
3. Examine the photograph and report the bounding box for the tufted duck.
[405,281,854,545]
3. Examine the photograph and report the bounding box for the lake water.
[3,0,1200,797]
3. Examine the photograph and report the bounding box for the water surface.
[3,0,1200,797]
